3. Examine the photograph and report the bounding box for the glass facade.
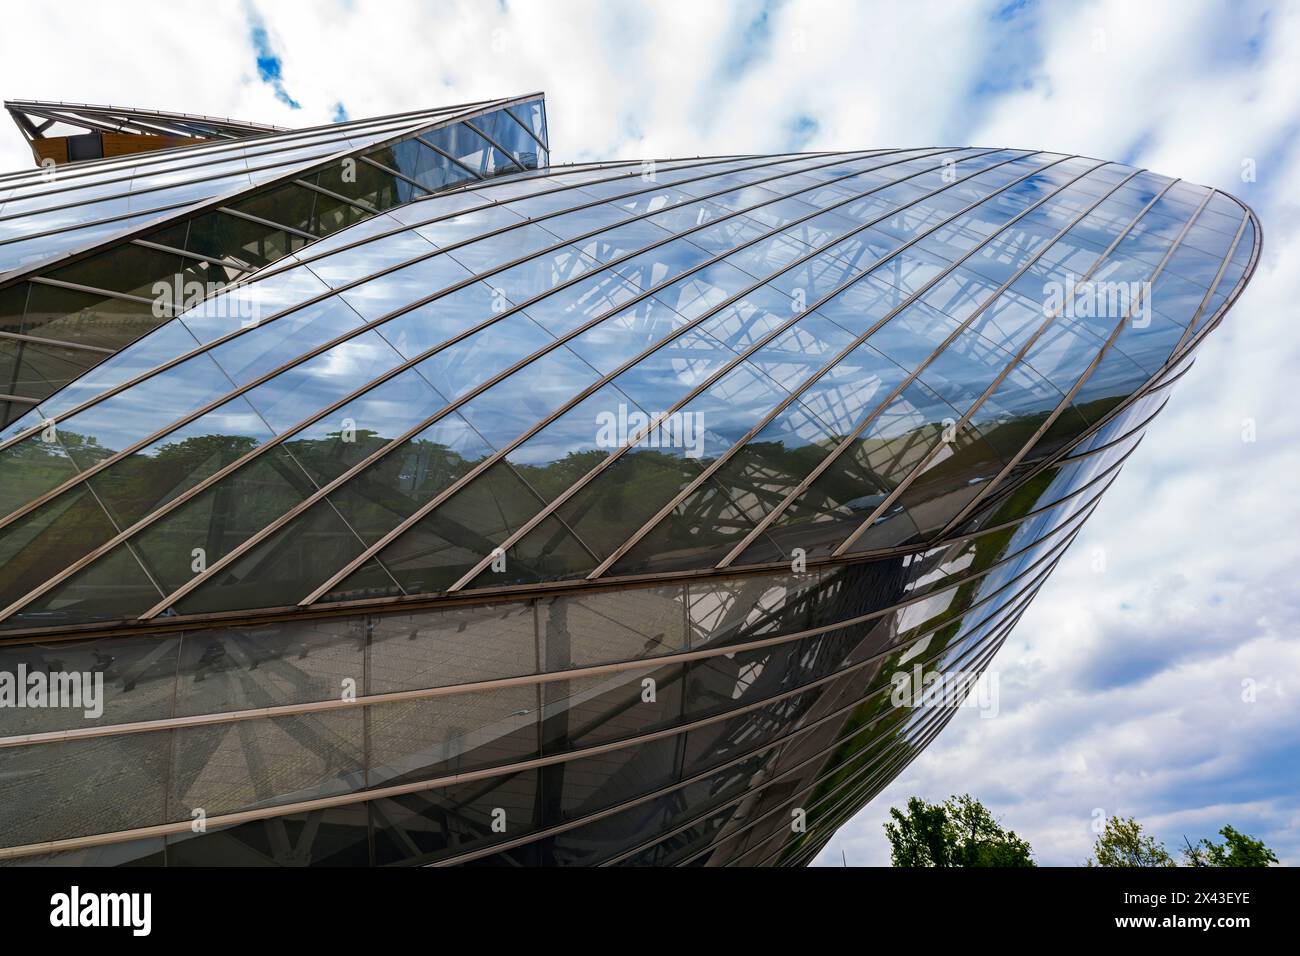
[0,120,1260,866]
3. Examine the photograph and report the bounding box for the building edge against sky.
[0,95,1261,866]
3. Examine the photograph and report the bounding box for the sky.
[0,0,1296,867]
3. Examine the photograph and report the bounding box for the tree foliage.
[884,794,1035,867]
[1087,816,1175,867]
[1182,825,1279,867]
[1088,817,1278,867]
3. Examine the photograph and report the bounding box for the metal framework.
[6,99,288,146]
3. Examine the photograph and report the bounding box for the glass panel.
[208,296,365,385]
[52,350,238,471]
[741,381,958,563]
[283,366,445,487]
[242,330,405,434]
[87,394,275,528]
[2,539,161,629]
[172,498,376,615]
[325,409,494,547]
[128,445,317,597]
[338,251,474,321]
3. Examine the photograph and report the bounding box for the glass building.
[0,99,1260,866]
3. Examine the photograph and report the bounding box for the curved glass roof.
[0,144,1259,631]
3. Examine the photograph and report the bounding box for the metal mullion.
[0,148,883,457]
[143,118,219,138]
[291,149,1014,606]
[502,105,549,155]
[597,158,1114,578]
[1059,398,1166,462]
[252,156,741,279]
[0,156,930,598]
[748,690,978,867]
[16,101,285,138]
[937,454,1125,553]
[136,148,991,620]
[0,614,966,864]
[64,107,205,138]
[1167,212,1249,359]
[130,237,252,272]
[826,177,1173,557]
[1160,208,1260,365]
[770,667,997,868]
[357,154,433,197]
[244,157,685,282]
[461,119,528,173]
[0,330,114,355]
[0,393,38,405]
[214,204,317,240]
[27,275,166,308]
[930,390,1154,538]
[436,151,1063,595]
[0,427,1147,646]
[696,644,1000,867]
[668,537,1072,869]
[790,171,1159,554]
[415,136,487,180]
[775,739,939,867]
[0,538,1065,861]
[926,188,1216,545]
[0,153,915,616]
[0,197,200,247]
[64,110,152,135]
[271,440,409,598]
[133,117,229,139]
[34,107,124,135]
[84,113,195,139]
[291,177,378,215]
[7,109,441,193]
[750,604,1039,868]
[2,421,1107,647]
[0,591,987,859]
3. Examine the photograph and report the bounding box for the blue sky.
[0,0,1296,866]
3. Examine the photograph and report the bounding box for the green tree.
[885,794,1035,867]
[1086,816,1175,867]
[1182,826,1278,867]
